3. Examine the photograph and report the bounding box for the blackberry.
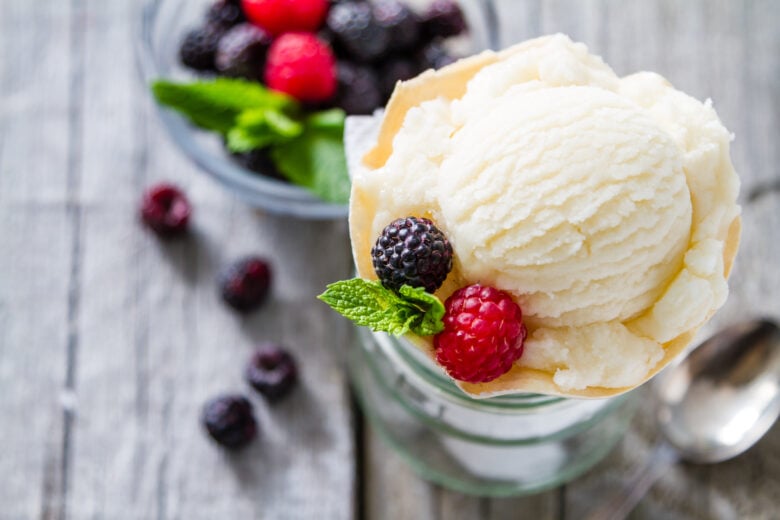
[334,62,382,115]
[216,23,272,80]
[326,2,390,63]
[140,183,191,238]
[378,58,419,99]
[219,256,272,312]
[418,41,456,70]
[202,394,257,449]
[206,0,245,29]
[421,0,467,39]
[371,216,453,293]
[245,345,298,402]
[231,148,287,181]
[179,25,225,71]
[372,0,420,52]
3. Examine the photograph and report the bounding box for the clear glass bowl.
[136,0,496,219]
[348,327,639,496]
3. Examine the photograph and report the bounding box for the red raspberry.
[264,33,336,102]
[242,0,329,36]
[434,284,527,384]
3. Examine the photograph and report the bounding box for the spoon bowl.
[654,319,780,463]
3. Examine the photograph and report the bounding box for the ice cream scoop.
[349,35,741,398]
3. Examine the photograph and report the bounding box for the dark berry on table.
[417,41,456,70]
[219,256,273,312]
[378,57,419,99]
[206,0,246,29]
[421,0,467,39]
[326,2,390,63]
[179,25,225,71]
[242,0,329,36]
[245,345,298,401]
[216,23,272,80]
[371,216,453,294]
[140,183,192,238]
[265,33,337,103]
[231,148,287,181]
[372,0,420,52]
[201,394,257,449]
[434,284,526,384]
[334,62,382,115]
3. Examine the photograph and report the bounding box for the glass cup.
[348,327,638,496]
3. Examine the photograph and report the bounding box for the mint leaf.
[318,279,444,337]
[271,109,350,204]
[151,78,295,134]
[399,285,446,336]
[226,108,303,152]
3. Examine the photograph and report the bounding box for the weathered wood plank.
[61,0,357,518]
[0,1,75,519]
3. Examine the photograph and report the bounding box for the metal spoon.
[587,319,780,520]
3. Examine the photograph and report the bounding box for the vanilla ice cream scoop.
[349,35,741,398]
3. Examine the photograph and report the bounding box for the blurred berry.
[219,256,273,312]
[179,25,226,71]
[216,23,272,80]
[378,57,419,99]
[421,0,467,39]
[334,62,382,114]
[326,2,390,63]
[373,0,420,52]
[140,183,191,238]
[245,345,298,401]
[201,395,257,449]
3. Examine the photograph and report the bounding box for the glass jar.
[348,327,638,497]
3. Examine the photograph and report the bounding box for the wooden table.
[1,0,778,518]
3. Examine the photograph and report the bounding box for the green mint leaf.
[399,285,446,336]
[318,279,417,336]
[226,108,303,152]
[318,279,445,337]
[270,109,350,204]
[151,78,295,134]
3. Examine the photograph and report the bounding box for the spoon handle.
[585,442,679,520]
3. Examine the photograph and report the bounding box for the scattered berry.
[421,0,467,39]
[373,0,420,52]
[434,284,526,384]
[418,41,456,70]
[231,148,288,181]
[179,25,225,71]
[207,0,246,29]
[378,58,419,99]
[245,345,298,401]
[326,2,390,63]
[371,216,453,293]
[216,23,273,80]
[334,62,382,115]
[219,256,273,312]
[265,33,337,102]
[241,0,329,36]
[140,183,192,237]
[202,395,258,449]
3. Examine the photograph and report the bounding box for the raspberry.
[421,0,467,39]
[326,2,390,63]
[216,23,272,80]
[334,62,382,115]
[264,33,337,102]
[372,0,420,52]
[434,285,527,384]
[201,395,257,449]
[219,256,273,312]
[371,216,453,294]
[140,183,191,237]
[206,0,246,29]
[241,0,329,36]
[245,345,298,401]
[179,25,225,71]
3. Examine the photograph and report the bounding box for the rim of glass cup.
[356,327,631,445]
[136,0,348,219]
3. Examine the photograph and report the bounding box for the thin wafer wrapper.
[349,41,741,399]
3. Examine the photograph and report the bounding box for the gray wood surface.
[1,0,778,519]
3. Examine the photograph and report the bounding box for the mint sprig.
[318,279,445,337]
[150,78,350,204]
